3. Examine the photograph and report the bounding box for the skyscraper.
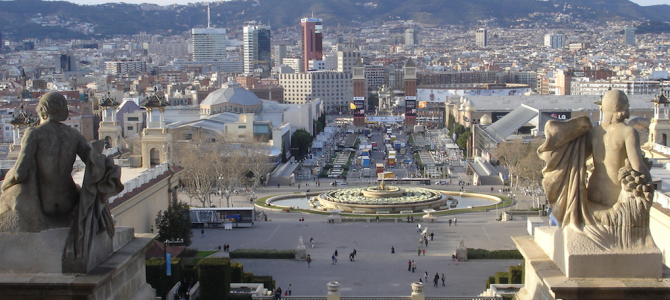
[625,27,636,46]
[301,18,323,73]
[191,28,227,61]
[275,45,287,67]
[405,28,418,46]
[544,33,564,49]
[476,28,487,48]
[243,24,272,77]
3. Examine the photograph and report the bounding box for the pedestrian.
[353,249,357,256]
[332,255,336,264]
[334,250,338,257]
[407,216,410,223]
[307,255,312,268]
[422,248,425,256]
[448,219,452,226]
[392,246,395,254]
[349,252,355,261]
[425,239,428,247]
[376,216,380,223]
[278,183,280,188]
[276,287,282,300]
[442,274,446,286]
[430,232,434,241]
[417,247,421,256]
[411,216,414,222]
[424,271,428,282]
[298,184,301,189]
[454,217,457,225]
[433,273,440,287]
[288,284,292,296]
[201,228,204,238]
[408,259,412,271]
[412,260,416,272]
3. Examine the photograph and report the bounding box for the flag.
[350,102,357,109]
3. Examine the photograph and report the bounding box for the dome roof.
[460,100,475,112]
[480,114,492,125]
[201,82,261,107]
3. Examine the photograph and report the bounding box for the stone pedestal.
[534,226,662,278]
[327,281,340,300]
[0,228,156,300]
[513,235,670,300]
[456,247,468,262]
[327,210,342,224]
[411,282,425,300]
[422,209,437,223]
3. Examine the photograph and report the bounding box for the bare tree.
[215,141,251,207]
[243,141,274,189]
[174,142,218,207]
[494,139,545,188]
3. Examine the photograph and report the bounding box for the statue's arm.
[1,128,37,190]
[625,128,651,183]
[76,132,92,163]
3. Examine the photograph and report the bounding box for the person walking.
[448,219,452,226]
[424,271,428,283]
[408,259,412,271]
[433,273,440,287]
[349,252,355,261]
[417,247,421,256]
[454,217,457,225]
[201,228,204,238]
[441,273,446,287]
[412,260,416,272]
[307,255,312,268]
[287,284,292,296]
[430,232,434,241]
[425,239,428,247]
[422,248,426,256]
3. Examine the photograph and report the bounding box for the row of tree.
[174,136,275,208]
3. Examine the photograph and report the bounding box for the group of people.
[219,244,231,252]
[271,285,292,300]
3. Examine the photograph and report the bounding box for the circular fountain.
[316,180,448,213]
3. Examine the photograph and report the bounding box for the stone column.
[411,282,425,300]
[327,281,340,300]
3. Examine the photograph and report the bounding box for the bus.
[190,207,256,228]
[376,178,431,185]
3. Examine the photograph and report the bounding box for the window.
[238,125,246,129]
[127,117,139,121]
[127,126,133,131]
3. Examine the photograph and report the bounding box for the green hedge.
[229,249,295,259]
[229,294,253,300]
[198,258,231,300]
[495,271,509,284]
[242,272,254,283]
[231,262,244,283]
[467,248,523,259]
[486,275,495,289]
[509,265,523,284]
[252,275,276,290]
[145,258,182,299]
[182,263,199,282]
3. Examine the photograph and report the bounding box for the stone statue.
[537,90,655,249]
[380,180,386,191]
[0,92,124,272]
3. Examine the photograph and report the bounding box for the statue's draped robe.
[538,116,655,249]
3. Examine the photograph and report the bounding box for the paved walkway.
[186,184,540,297]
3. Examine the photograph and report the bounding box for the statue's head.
[601,90,630,122]
[37,92,69,122]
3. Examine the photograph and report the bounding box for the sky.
[61,0,670,6]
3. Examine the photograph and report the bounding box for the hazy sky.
[62,0,670,6]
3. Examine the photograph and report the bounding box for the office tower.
[405,28,418,46]
[275,45,287,66]
[279,71,352,112]
[337,50,361,74]
[57,54,77,72]
[301,18,323,73]
[476,28,487,47]
[243,24,272,77]
[544,33,564,49]
[625,27,636,46]
[191,28,227,61]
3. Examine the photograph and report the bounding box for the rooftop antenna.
[312,11,314,18]
[207,3,211,28]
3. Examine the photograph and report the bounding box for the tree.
[494,139,545,188]
[291,129,313,161]
[244,141,274,189]
[174,142,218,207]
[456,128,471,151]
[155,201,193,247]
[214,141,250,208]
[367,92,379,110]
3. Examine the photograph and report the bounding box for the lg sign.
[545,112,571,120]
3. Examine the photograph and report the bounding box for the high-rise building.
[56,54,77,72]
[544,33,564,49]
[301,18,323,73]
[191,28,227,61]
[337,51,361,74]
[625,27,636,46]
[275,45,287,66]
[404,58,417,126]
[352,59,367,126]
[105,60,147,75]
[405,28,418,46]
[476,28,487,48]
[243,24,272,77]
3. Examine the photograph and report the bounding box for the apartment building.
[279,71,352,113]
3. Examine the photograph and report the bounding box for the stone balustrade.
[108,162,170,202]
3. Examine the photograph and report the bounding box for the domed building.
[199,81,262,116]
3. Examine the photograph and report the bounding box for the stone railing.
[655,190,670,209]
[108,162,170,203]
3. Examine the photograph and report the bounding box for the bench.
[400,210,413,214]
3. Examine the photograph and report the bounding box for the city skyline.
[59,0,670,7]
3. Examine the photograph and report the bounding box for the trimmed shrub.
[230,262,244,283]
[486,276,496,288]
[252,275,275,290]
[509,265,523,284]
[179,248,199,258]
[182,264,199,282]
[229,249,295,259]
[495,271,509,284]
[467,248,523,259]
[198,258,231,300]
[145,258,182,299]
[228,294,253,300]
[242,272,254,283]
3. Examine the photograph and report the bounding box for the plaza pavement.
[186,184,541,297]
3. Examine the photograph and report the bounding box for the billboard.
[491,112,509,122]
[405,98,417,116]
[544,111,571,120]
[354,99,365,117]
